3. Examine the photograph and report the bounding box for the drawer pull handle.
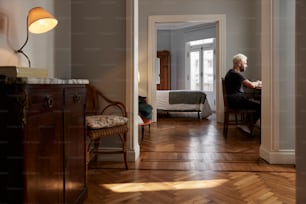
[45,96,54,108]
[73,94,81,103]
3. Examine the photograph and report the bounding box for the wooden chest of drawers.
[0,78,88,204]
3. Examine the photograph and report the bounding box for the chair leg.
[148,124,151,135]
[141,126,145,142]
[249,113,254,135]
[93,140,100,161]
[235,113,238,124]
[223,111,229,138]
[123,133,128,170]
[119,133,129,170]
[87,141,93,165]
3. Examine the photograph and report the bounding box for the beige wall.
[71,0,126,102]
[296,0,306,202]
[53,0,71,78]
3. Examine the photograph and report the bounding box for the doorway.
[148,15,226,122]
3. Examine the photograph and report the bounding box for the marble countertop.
[0,76,89,84]
[24,78,90,84]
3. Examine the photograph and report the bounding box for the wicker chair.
[85,84,128,169]
[221,78,257,138]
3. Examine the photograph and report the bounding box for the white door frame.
[126,0,140,161]
[148,15,226,123]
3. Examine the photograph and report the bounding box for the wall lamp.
[15,7,58,68]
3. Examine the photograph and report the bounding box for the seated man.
[224,53,262,132]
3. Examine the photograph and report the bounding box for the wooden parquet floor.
[85,113,296,204]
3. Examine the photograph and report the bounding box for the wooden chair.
[85,84,128,169]
[138,96,153,143]
[221,78,256,138]
[138,115,152,143]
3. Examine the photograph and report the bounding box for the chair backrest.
[221,77,229,108]
[86,84,99,115]
[85,84,127,117]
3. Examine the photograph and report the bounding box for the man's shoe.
[237,125,252,134]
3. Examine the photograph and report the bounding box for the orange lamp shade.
[27,7,58,34]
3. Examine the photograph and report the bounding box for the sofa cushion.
[86,115,128,129]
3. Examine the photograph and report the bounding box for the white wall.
[157,30,171,51]
[276,0,295,149]
[0,0,70,78]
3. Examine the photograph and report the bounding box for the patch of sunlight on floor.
[100,179,228,192]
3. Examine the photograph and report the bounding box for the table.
[244,86,262,103]
[241,86,262,135]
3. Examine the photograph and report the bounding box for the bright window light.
[189,38,214,46]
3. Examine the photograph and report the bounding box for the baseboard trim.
[95,148,138,162]
[259,146,295,164]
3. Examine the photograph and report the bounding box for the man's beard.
[240,65,245,72]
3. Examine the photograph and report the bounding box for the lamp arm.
[15,15,31,67]
[16,50,31,68]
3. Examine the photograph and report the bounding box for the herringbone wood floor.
[85,113,296,204]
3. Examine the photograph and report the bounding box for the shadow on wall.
[0,14,18,66]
